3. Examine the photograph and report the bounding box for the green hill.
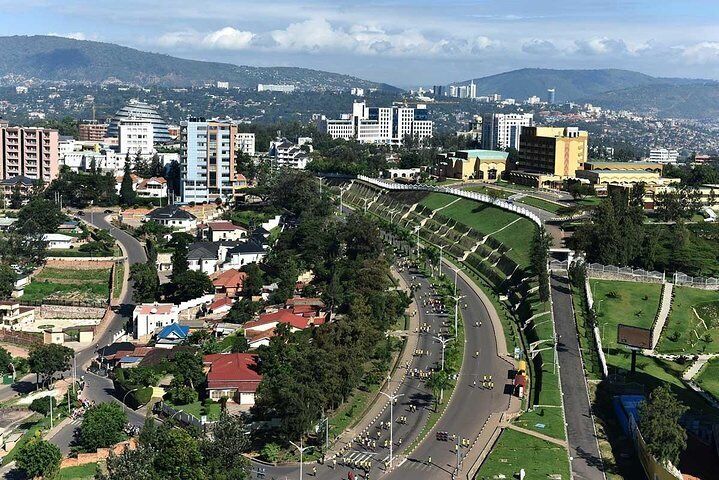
[455,68,714,103]
[0,35,399,91]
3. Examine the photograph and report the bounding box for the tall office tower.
[517,126,588,177]
[108,99,170,143]
[319,101,433,146]
[547,88,556,104]
[433,85,444,97]
[480,113,534,151]
[469,81,477,99]
[180,118,238,203]
[0,120,59,182]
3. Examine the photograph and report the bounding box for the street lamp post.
[289,439,310,480]
[122,388,140,413]
[438,245,445,277]
[379,387,404,470]
[451,295,464,337]
[433,335,453,371]
[453,268,458,297]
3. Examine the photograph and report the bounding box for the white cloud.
[574,37,630,56]
[521,39,558,55]
[48,32,89,41]
[680,42,719,63]
[201,27,254,50]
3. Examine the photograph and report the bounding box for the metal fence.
[674,272,719,289]
[356,175,543,227]
[586,263,665,284]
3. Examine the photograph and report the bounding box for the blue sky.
[1,0,718,86]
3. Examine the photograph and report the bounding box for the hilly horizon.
[0,35,399,91]
[452,67,716,103]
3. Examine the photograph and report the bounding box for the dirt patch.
[44,259,114,270]
[0,342,29,358]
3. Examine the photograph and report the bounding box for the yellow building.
[516,126,588,178]
[434,150,507,182]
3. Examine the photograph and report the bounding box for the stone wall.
[35,305,106,320]
[59,438,137,468]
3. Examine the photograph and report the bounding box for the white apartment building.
[648,148,679,164]
[118,118,154,155]
[318,101,433,146]
[268,138,310,170]
[481,113,534,151]
[257,84,296,93]
[235,132,256,156]
[133,303,179,338]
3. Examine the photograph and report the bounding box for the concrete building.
[203,353,262,405]
[268,138,310,170]
[133,303,179,339]
[136,177,167,198]
[78,123,109,142]
[547,88,556,104]
[257,84,295,93]
[145,204,197,231]
[180,118,239,203]
[515,126,588,178]
[648,148,679,164]
[576,162,675,188]
[434,150,508,181]
[118,118,154,155]
[318,101,433,146]
[0,121,59,183]
[108,99,170,143]
[235,132,256,156]
[481,113,533,151]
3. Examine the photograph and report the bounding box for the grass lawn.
[513,406,566,440]
[57,463,99,480]
[657,286,719,354]
[440,199,521,235]
[589,280,662,350]
[22,266,111,303]
[164,399,222,421]
[420,192,458,210]
[518,196,564,214]
[572,285,602,380]
[475,429,570,480]
[576,196,603,207]
[696,358,719,402]
[491,218,537,267]
[464,185,512,199]
[112,263,124,299]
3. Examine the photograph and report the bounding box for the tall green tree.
[0,264,17,298]
[79,402,128,450]
[171,270,213,302]
[28,344,73,388]
[530,227,551,301]
[119,162,137,206]
[130,262,159,303]
[16,437,62,479]
[639,385,688,466]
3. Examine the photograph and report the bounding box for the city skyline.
[0,0,718,86]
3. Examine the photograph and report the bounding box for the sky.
[1,0,719,87]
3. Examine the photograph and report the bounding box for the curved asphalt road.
[48,211,148,454]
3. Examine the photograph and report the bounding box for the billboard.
[617,324,652,349]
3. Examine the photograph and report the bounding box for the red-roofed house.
[203,353,261,405]
[136,177,168,199]
[211,269,247,298]
[245,309,324,332]
[209,296,234,314]
[201,221,248,242]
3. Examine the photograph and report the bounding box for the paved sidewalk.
[683,354,719,381]
[503,423,569,447]
[650,282,674,350]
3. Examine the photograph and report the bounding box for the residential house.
[136,177,168,199]
[114,173,142,194]
[224,239,266,269]
[209,297,234,314]
[133,302,179,339]
[0,301,35,328]
[0,175,37,203]
[188,242,222,275]
[201,221,248,242]
[154,323,189,349]
[145,205,197,231]
[42,233,74,249]
[211,269,247,298]
[203,353,262,405]
[243,308,324,348]
[57,220,81,234]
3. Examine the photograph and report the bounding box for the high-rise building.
[433,85,444,97]
[180,118,239,203]
[649,148,679,164]
[118,119,154,155]
[78,122,109,142]
[516,126,588,177]
[108,99,170,143]
[0,121,59,183]
[547,88,556,104]
[318,101,433,146]
[469,81,477,99]
[481,113,534,151]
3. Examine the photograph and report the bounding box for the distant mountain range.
[0,35,398,91]
[454,68,715,102]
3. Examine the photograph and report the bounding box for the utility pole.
[434,335,453,371]
[379,386,404,470]
[289,439,309,480]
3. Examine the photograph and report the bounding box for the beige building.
[0,121,59,183]
[517,126,588,177]
[577,162,674,187]
[435,150,507,181]
[78,123,109,142]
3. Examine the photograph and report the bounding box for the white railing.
[356,175,543,227]
[585,278,609,378]
[587,263,664,283]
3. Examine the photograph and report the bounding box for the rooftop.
[135,303,176,315]
[203,353,262,392]
[147,204,196,221]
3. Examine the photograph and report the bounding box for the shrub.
[169,386,198,405]
[29,396,57,416]
[261,442,282,463]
